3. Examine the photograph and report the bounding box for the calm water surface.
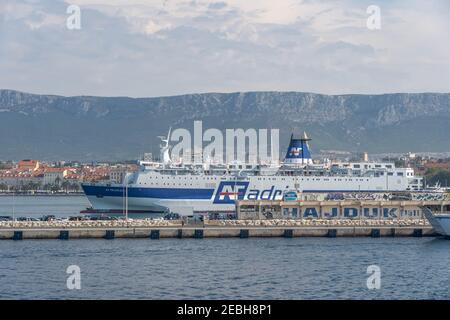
[0,196,90,217]
[0,196,449,300]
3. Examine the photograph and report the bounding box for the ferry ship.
[81,131,424,216]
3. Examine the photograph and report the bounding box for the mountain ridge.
[1,89,449,161]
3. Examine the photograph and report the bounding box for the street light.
[12,188,15,224]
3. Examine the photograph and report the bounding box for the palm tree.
[61,180,71,193]
[54,176,62,186]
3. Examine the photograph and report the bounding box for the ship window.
[397,172,404,176]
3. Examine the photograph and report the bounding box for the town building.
[43,168,68,185]
[18,159,40,171]
[109,167,128,183]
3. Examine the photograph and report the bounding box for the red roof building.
[18,160,40,171]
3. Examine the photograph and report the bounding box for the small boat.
[422,207,450,237]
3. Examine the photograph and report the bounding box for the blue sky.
[0,0,449,97]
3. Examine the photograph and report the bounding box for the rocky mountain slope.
[1,89,449,160]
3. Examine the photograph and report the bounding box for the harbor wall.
[1,196,447,240]
[0,225,436,240]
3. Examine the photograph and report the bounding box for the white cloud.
[0,0,449,96]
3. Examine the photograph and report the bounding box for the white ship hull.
[82,172,420,214]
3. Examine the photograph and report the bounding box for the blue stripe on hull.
[82,185,215,200]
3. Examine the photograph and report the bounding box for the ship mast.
[158,127,172,167]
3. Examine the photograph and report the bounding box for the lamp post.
[12,188,15,224]
[125,182,128,221]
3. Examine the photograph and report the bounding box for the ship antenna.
[158,127,171,147]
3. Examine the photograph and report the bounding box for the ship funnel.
[284,132,313,165]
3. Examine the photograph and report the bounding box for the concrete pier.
[0,220,437,240]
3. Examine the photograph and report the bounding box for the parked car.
[69,216,88,221]
[164,213,181,220]
[14,216,40,221]
[41,215,56,221]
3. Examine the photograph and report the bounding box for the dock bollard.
[390,228,396,237]
[150,230,160,240]
[194,229,204,239]
[240,229,249,239]
[413,229,423,237]
[59,230,69,240]
[13,231,23,241]
[284,229,294,238]
[105,230,115,240]
[327,229,337,238]
[371,229,380,238]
